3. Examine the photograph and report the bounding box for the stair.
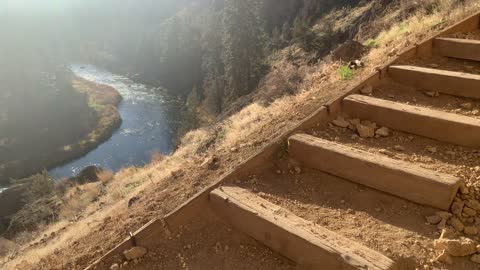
[343,94,480,147]
[434,37,480,61]
[388,65,480,99]
[288,134,460,210]
[209,186,398,270]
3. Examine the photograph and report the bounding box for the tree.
[222,0,265,104]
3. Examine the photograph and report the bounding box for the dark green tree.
[222,0,265,104]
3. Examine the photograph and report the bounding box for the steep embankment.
[2,1,480,270]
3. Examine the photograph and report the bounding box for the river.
[48,64,182,178]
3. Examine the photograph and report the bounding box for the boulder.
[68,166,103,185]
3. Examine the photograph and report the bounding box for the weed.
[363,39,378,48]
[338,65,354,80]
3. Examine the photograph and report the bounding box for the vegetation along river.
[49,64,182,178]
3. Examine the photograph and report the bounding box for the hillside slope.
[2,1,480,269]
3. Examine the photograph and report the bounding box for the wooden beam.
[210,186,397,270]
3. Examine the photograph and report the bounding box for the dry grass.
[2,2,480,269]
[60,183,102,220]
[364,0,480,65]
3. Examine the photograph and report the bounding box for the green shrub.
[338,65,354,80]
[364,39,378,48]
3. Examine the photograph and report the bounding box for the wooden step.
[210,186,397,270]
[288,134,460,210]
[434,37,480,61]
[388,65,480,99]
[343,94,480,147]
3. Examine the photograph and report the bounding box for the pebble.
[450,217,464,232]
[110,264,119,270]
[426,215,442,225]
[440,228,456,239]
[425,91,440,97]
[464,226,478,235]
[332,117,350,128]
[451,201,465,216]
[426,147,437,153]
[471,254,480,264]
[394,145,405,151]
[463,207,476,217]
[460,183,470,195]
[466,200,480,211]
[356,124,375,138]
[123,247,148,261]
[360,85,373,95]
[461,103,473,110]
[435,250,452,265]
[434,237,477,256]
[375,127,390,137]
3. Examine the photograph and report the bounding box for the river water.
[48,64,182,178]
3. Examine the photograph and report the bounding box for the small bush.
[59,183,101,220]
[97,170,114,184]
[151,151,166,163]
[22,170,55,203]
[364,39,378,48]
[338,65,354,80]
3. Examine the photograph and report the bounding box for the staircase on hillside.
[207,31,480,269]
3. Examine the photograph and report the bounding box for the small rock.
[464,226,478,235]
[360,85,373,95]
[437,211,452,220]
[437,218,447,230]
[450,217,465,232]
[446,150,456,157]
[461,103,473,110]
[451,201,465,216]
[459,183,470,195]
[375,127,390,137]
[425,91,440,97]
[463,207,476,217]
[476,244,480,253]
[426,215,442,225]
[124,247,148,261]
[426,147,437,153]
[440,227,456,239]
[332,117,350,128]
[434,237,477,256]
[356,124,375,138]
[394,145,405,151]
[471,254,480,264]
[110,264,119,270]
[435,250,453,265]
[466,200,480,211]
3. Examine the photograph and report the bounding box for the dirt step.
[343,94,480,147]
[434,37,480,62]
[288,134,460,210]
[209,186,398,270]
[388,65,480,99]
